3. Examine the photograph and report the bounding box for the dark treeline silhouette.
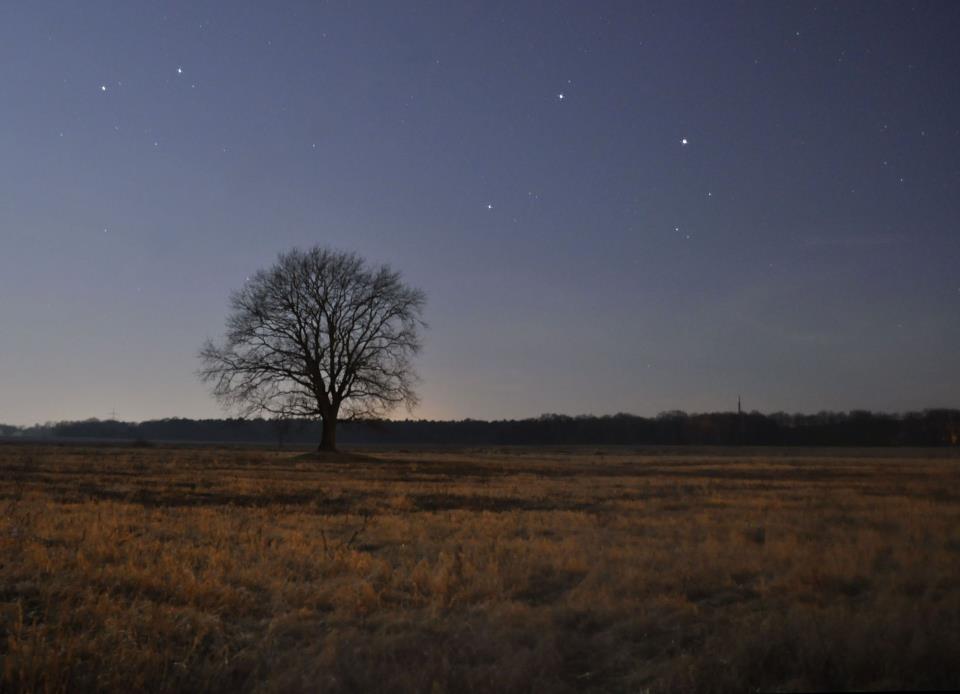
[2,410,959,447]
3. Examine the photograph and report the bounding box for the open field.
[2,444,960,692]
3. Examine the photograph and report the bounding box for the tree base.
[292,450,374,463]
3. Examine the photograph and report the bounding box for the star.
[681,137,688,146]
[177,67,183,74]
[100,85,107,92]
[557,93,565,100]
[487,203,494,210]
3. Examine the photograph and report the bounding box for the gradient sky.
[2,1,959,425]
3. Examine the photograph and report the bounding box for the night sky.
[2,1,959,425]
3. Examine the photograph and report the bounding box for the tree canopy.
[199,246,426,450]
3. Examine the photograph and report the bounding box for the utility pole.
[737,395,743,445]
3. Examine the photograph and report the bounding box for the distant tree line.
[2,409,959,447]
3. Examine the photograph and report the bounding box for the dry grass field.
[2,443,959,693]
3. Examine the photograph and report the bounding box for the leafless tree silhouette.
[199,246,426,451]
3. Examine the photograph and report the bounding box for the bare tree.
[199,246,426,452]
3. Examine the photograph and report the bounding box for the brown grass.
[2,443,959,692]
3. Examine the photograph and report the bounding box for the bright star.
[557,93,565,100]
[681,137,688,145]
[100,85,107,92]
[177,67,183,74]
[487,203,493,210]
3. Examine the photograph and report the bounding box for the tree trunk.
[318,415,337,452]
